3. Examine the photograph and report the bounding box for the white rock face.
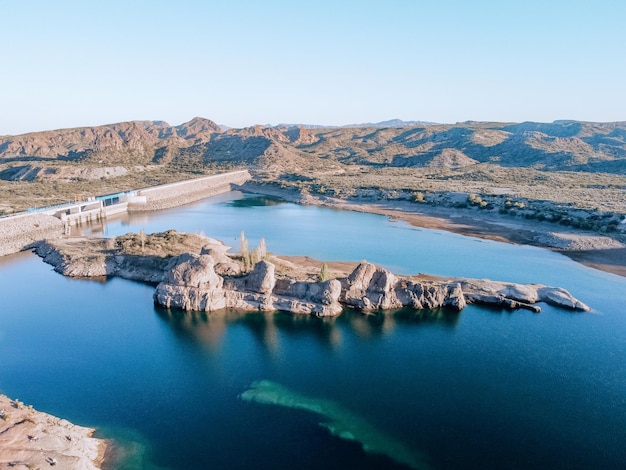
[537,287,590,311]
[166,254,223,289]
[341,263,467,311]
[155,257,343,316]
[460,279,590,312]
[154,258,590,316]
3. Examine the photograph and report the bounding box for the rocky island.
[34,230,590,316]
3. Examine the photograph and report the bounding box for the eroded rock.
[33,231,590,317]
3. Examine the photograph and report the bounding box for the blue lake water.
[1,192,625,469]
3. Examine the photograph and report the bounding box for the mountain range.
[1,117,626,182]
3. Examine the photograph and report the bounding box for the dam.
[0,170,251,256]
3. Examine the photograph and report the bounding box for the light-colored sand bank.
[0,395,107,469]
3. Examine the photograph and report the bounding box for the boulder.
[342,263,466,311]
[273,278,343,316]
[341,263,400,310]
[243,260,275,294]
[166,254,223,289]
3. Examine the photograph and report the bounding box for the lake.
[1,191,625,469]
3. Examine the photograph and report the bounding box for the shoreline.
[240,183,626,278]
[0,394,107,469]
[338,201,626,277]
[1,179,624,278]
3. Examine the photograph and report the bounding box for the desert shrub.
[467,194,483,206]
[411,191,425,203]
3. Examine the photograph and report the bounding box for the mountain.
[342,119,438,128]
[274,119,437,129]
[1,118,626,183]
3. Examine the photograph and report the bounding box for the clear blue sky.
[1,0,624,135]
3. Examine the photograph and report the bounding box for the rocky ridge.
[154,253,588,315]
[34,231,590,316]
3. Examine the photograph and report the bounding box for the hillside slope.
[1,119,626,176]
[1,118,626,217]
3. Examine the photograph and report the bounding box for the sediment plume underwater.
[239,380,430,469]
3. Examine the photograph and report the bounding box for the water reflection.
[155,306,461,354]
[227,196,284,208]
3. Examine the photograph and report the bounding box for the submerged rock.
[240,380,431,470]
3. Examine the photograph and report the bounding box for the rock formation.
[459,279,590,312]
[33,230,590,317]
[154,255,590,316]
[154,256,343,316]
[33,230,240,282]
[0,394,107,470]
[340,262,466,311]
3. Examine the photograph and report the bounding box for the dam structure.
[0,170,251,256]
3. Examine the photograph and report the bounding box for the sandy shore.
[328,200,626,277]
[0,395,107,469]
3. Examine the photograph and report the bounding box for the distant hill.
[274,119,437,129]
[1,118,626,182]
[342,119,438,128]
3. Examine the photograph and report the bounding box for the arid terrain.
[1,118,625,275]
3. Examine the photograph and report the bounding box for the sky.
[1,0,625,135]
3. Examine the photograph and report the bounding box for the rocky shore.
[0,394,107,469]
[34,231,590,316]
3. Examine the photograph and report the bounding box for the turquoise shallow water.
[1,192,625,469]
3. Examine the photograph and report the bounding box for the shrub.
[411,191,425,203]
[467,194,483,205]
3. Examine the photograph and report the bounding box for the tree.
[319,263,330,282]
[239,230,251,270]
[254,237,267,262]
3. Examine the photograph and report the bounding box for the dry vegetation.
[1,118,625,236]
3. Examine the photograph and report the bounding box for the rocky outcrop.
[32,231,590,316]
[155,256,343,316]
[33,231,240,283]
[460,279,590,312]
[154,258,589,316]
[340,262,466,311]
[0,394,107,470]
